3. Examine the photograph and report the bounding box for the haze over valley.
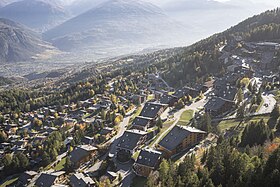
[0,0,278,78]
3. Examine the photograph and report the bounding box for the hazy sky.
[61,0,279,8]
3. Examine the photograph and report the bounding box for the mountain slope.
[0,0,69,32]
[153,8,280,87]
[164,0,234,11]
[0,18,55,63]
[43,0,188,51]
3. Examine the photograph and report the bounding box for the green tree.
[15,152,29,171]
[271,104,280,119]
[65,157,73,172]
[237,88,244,104]
[0,130,8,143]
[237,103,246,118]
[42,151,51,166]
[240,120,273,147]
[156,118,163,129]
[159,159,170,184]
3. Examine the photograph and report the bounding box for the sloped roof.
[70,145,97,164]
[135,149,162,168]
[117,130,146,151]
[132,116,152,128]
[70,173,95,187]
[140,102,165,119]
[158,125,206,151]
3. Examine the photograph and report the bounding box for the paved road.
[256,93,276,115]
[50,152,67,168]
[108,108,136,154]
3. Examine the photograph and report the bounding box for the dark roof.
[70,145,97,164]
[205,97,232,112]
[135,149,162,168]
[132,116,152,128]
[117,130,146,151]
[215,86,237,101]
[173,87,199,98]
[173,88,187,98]
[160,94,177,105]
[139,102,165,119]
[70,173,95,187]
[158,126,206,151]
[100,127,113,135]
[35,173,56,187]
[18,171,37,185]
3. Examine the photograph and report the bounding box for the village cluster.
[0,41,280,186]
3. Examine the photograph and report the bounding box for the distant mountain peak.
[0,18,56,63]
[0,0,70,32]
[44,0,188,52]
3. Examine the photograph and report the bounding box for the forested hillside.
[157,8,280,87]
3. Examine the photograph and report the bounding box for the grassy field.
[131,176,147,187]
[128,106,143,125]
[217,115,271,131]
[132,151,140,160]
[54,157,66,171]
[180,110,194,122]
[0,176,18,187]
[176,109,194,126]
[147,94,155,101]
[148,120,175,146]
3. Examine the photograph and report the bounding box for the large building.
[116,129,147,155]
[139,102,167,120]
[133,149,162,177]
[157,126,207,158]
[69,145,97,168]
[205,97,235,117]
[131,116,153,131]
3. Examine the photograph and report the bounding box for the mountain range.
[0,18,55,63]
[0,0,69,32]
[43,0,188,51]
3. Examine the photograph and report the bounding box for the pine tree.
[271,104,280,119]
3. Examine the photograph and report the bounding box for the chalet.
[64,118,77,127]
[18,171,38,186]
[64,137,73,146]
[131,116,153,131]
[257,42,280,51]
[116,130,147,155]
[214,85,237,102]
[70,145,98,168]
[205,97,235,117]
[69,173,95,187]
[85,160,103,177]
[105,171,119,182]
[133,149,162,177]
[139,102,167,120]
[99,100,112,110]
[160,94,177,107]
[234,65,255,78]
[173,87,200,99]
[173,88,187,99]
[35,171,65,187]
[157,126,207,158]
[86,105,101,113]
[131,94,147,105]
[100,127,114,139]
[82,136,95,145]
[202,80,214,92]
